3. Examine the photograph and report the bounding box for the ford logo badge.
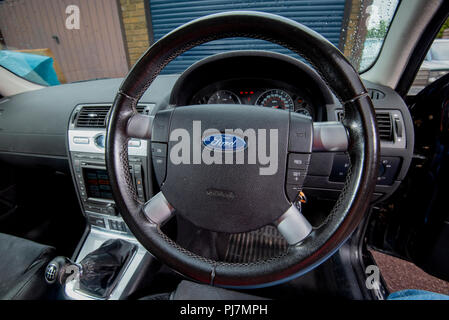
[202,134,246,152]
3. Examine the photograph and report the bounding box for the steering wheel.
[106,11,379,288]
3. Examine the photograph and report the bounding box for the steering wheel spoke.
[275,205,312,245]
[142,191,175,226]
[126,113,153,140]
[312,122,349,152]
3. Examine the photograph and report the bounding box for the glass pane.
[0,0,399,86]
[409,19,449,95]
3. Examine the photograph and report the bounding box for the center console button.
[128,139,141,147]
[88,216,105,228]
[74,160,81,172]
[73,137,90,145]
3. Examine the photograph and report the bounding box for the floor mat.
[224,226,288,263]
[370,249,449,295]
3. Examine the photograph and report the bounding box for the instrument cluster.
[190,82,316,119]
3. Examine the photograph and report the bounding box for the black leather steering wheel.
[106,11,379,288]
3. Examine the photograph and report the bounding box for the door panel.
[367,73,449,281]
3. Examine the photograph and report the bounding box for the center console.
[68,103,153,234]
[65,103,155,300]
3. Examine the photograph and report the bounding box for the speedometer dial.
[255,89,294,110]
[207,90,241,104]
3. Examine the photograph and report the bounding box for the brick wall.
[340,0,374,70]
[119,0,151,66]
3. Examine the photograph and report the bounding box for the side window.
[409,19,449,95]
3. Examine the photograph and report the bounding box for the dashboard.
[0,51,415,231]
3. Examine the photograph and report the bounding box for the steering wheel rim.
[106,11,379,288]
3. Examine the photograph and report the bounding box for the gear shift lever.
[44,256,82,285]
[45,239,136,298]
[78,239,136,297]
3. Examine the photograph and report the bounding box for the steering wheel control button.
[288,113,313,153]
[151,143,167,157]
[150,142,168,186]
[152,156,167,185]
[288,153,311,170]
[286,184,303,202]
[286,169,307,185]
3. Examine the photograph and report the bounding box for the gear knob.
[45,256,82,285]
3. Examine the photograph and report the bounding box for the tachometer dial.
[207,90,241,104]
[294,98,314,119]
[256,89,294,110]
[295,107,312,117]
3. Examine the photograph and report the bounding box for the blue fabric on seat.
[388,289,449,300]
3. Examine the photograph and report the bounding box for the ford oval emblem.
[202,134,246,152]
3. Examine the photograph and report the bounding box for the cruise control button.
[288,153,311,170]
[286,169,307,185]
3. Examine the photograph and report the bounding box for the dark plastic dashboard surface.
[0,76,177,159]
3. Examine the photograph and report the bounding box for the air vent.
[75,104,151,128]
[376,112,393,141]
[368,89,385,100]
[75,106,110,128]
[337,111,393,141]
[136,105,152,115]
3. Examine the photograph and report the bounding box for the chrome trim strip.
[68,129,148,156]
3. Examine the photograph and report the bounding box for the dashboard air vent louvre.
[337,111,393,141]
[75,105,149,128]
[75,106,110,128]
[376,112,393,141]
[136,105,145,114]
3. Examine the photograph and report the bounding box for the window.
[409,20,449,95]
[0,0,399,86]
